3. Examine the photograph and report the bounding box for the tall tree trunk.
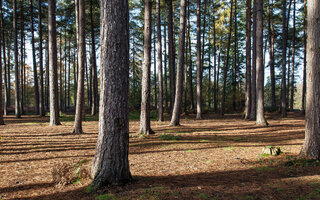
[68,39,71,108]
[184,1,189,113]
[168,0,175,110]
[196,0,202,119]
[38,0,44,116]
[48,0,61,126]
[213,6,217,113]
[302,0,307,113]
[244,0,252,119]
[188,2,194,111]
[31,0,40,115]
[45,40,49,111]
[2,15,7,116]
[300,0,320,159]
[290,0,295,112]
[281,0,287,117]
[157,0,163,121]
[91,0,131,188]
[250,0,257,120]
[20,1,25,115]
[256,0,267,126]
[0,0,4,125]
[233,0,238,111]
[164,21,168,109]
[221,0,234,116]
[90,0,98,116]
[153,24,157,110]
[170,0,186,126]
[140,0,154,135]
[72,0,86,134]
[13,0,21,118]
[268,0,276,110]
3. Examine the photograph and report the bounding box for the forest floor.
[1,112,320,200]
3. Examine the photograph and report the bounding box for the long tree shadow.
[15,157,320,200]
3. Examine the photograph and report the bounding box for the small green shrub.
[159,134,181,141]
[97,194,116,200]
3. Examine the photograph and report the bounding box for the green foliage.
[284,156,320,167]
[252,166,274,172]
[96,194,116,200]
[85,186,93,194]
[199,193,208,199]
[158,134,181,141]
[223,146,234,151]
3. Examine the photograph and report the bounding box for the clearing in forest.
[1,112,319,200]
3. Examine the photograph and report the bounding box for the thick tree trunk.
[221,0,233,116]
[38,0,44,116]
[196,0,202,119]
[72,0,86,134]
[140,0,154,135]
[31,0,40,115]
[170,0,186,126]
[302,0,306,113]
[13,0,21,118]
[48,0,61,126]
[244,0,252,119]
[281,0,287,117]
[300,0,320,159]
[91,0,131,188]
[256,0,267,126]
[156,0,163,122]
[250,0,257,120]
[90,0,98,116]
[290,0,295,112]
[268,0,276,110]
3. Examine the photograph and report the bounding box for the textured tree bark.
[268,0,276,110]
[2,9,7,116]
[48,0,61,126]
[168,0,175,110]
[281,0,287,118]
[91,0,131,188]
[72,0,86,134]
[213,6,217,113]
[90,0,98,116]
[300,0,320,159]
[196,0,202,119]
[221,0,233,116]
[38,0,44,116]
[256,0,267,126]
[153,25,157,110]
[244,0,251,119]
[301,0,306,113]
[290,0,295,112]
[157,0,163,122]
[170,0,186,126]
[140,0,154,135]
[233,0,238,111]
[13,0,21,118]
[0,0,4,125]
[31,0,40,115]
[250,0,257,120]
[184,1,189,113]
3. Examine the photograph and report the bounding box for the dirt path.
[1,113,319,200]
